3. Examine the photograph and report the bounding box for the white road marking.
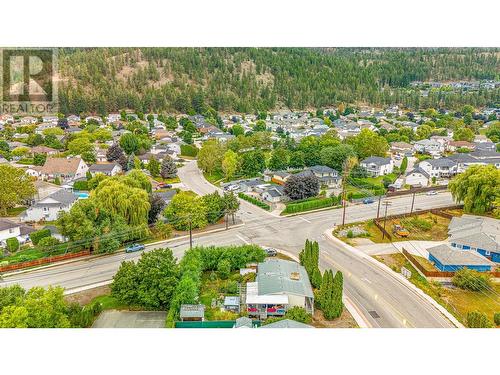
[298,216,311,223]
[361,277,372,284]
[236,234,250,244]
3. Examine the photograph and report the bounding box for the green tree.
[147,157,160,177]
[449,165,499,215]
[197,140,225,175]
[268,148,289,171]
[289,151,305,169]
[485,121,500,143]
[67,137,94,156]
[202,192,225,224]
[284,306,312,324]
[240,150,266,176]
[164,192,208,230]
[160,155,177,179]
[217,258,231,279]
[0,165,36,216]
[119,133,140,154]
[400,156,408,173]
[320,144,357,172]
[466,311,493,328]
[346,129,389,159]
[231,124,244,136]
[453,127,475,142]
[222,150,238,180]
[416,125,432,140]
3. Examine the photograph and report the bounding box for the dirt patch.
[65,285,111,306]
[312,308,358,328]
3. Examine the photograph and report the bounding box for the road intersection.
[1,161,458,328]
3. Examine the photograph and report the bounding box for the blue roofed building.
[427,244,494,272]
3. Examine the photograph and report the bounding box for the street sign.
[401,266,412,279]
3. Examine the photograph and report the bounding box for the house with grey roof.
[413,139,443,157]
[448,215,500,263]
[309,165,341,187]
[360,156,394,177]
[21,189,78,222]
[405,166,430,187]
[179,304,205,321]
[246,259,315,319]
[427,244,493,272]
[88,163,122,176]
[260,319,314,328]
[419,158,458,179]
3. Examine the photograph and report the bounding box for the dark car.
[263,247,278,257]
[363,198,375,204]
[125,243,145,253]
[157,183,172,189]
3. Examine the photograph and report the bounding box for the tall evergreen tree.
[160,155,177,179]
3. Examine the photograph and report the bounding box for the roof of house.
[260,319,314,328]
[448,215,499,252]
[224,296,240,306]
[257,259,314,298]
[406,166,430,179]
[34,189,78,207]
[265,188,283,198]
[234,317,253,328]
[427,244,493,266]
[421,158,457,168]
[31,146,58,154]
[89,163,120,173]
[0,219,19,231]
[390,141,413,149]
[309,165,337,174]
[361,156,391,166]
[40,157,84,175]
[179,304,205,319]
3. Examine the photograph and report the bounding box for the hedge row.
[283,196,339,214]
[238,193,271,211]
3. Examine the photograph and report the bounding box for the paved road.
[2,160,457,327]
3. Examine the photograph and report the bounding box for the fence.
[402,249,500,278]
[386,185,448,197]
[0,250,91,273]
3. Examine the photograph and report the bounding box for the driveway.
[92,310,167,328]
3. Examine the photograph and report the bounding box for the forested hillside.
[57,48,500,114]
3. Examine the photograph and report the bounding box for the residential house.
[360,156,394,177]
[418,158,458,179]
[67,115,81,122]
[390,141,414,157]
[21,189,78,222]
[20,116,38,124]
[246,259,314,319]
[30,145,58,156]
[39,157,89,182]
[448,215,500,263]
[427,244,493,272]
[405,166,430,187]
[260,319,314,329]
[474,134,490,143]
[413,139,443,157]
[0,219,34,246]
[447,150,500,172]
[308,165,341,187]
[262,186,285,203]
[88,163,122,176]
[447,141,475,152]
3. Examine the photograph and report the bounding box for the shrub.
[409,217,432,231]
[30,228,51,245]
[38,236,61,251]
[217,259,231,280]
[284,306,312,324]
[466,311,493,328]
[282,196,339,214]
[6,238,19,252]
[452,268,491,292]
[223,280,238,294]
[73,180,88,190]
[347,230,354,238]
[180,144,198,157]
[494,313,500,326]
[238,193,271,211]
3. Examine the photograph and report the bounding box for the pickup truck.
[125,243,145,253]
[393,224,410,237]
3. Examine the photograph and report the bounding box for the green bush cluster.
[6,238,19,252]
[494,312,500,326]
[68,301,103,328]
[408,217,433,231]
[299,239,322,288]
[238,193,271,211]
[165,244,266,327]
[29,228,51,245]
[466,311,493,328]
[73,180,89,191]
[180,144,198,157]
[283,196,338,214]
[452,268,492,292]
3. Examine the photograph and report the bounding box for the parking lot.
[92,310,167,328]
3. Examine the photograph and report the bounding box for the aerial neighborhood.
[0,48,499,330]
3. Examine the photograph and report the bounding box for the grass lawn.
[0,247,46,264]
[203,171,225,186]
[153,176,181,184]
[89,294,129,310]
[373,253,500,326]
[1,206,27,217]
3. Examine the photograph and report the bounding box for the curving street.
[1,161,458,327]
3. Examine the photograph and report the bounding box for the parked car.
[125,243,145,253]
[426,190,437,196]
[363,198,375,204]
[225,184,239,192]
[157,183,172,189]
[263,247,277,257]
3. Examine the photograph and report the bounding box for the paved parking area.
[92,310,167,328]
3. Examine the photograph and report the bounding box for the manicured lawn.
[1,206,27,217]
[203,171,225,185]
[373,253,500,326]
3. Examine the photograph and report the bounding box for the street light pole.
[376,195,382,219]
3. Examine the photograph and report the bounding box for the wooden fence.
[0,250,91,273]
[402,249,500,278]
[386,185,448,197]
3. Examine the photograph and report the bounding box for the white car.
[226,184,239,192]
[426,190,437,196]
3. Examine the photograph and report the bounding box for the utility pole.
[225,212,229,230]
[341,156,357,227]
[382,201,391,240]
[410,192,416,214]
[188,217,193,250]
[376,195,382,219]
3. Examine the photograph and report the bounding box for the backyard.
[373,253,500,326]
